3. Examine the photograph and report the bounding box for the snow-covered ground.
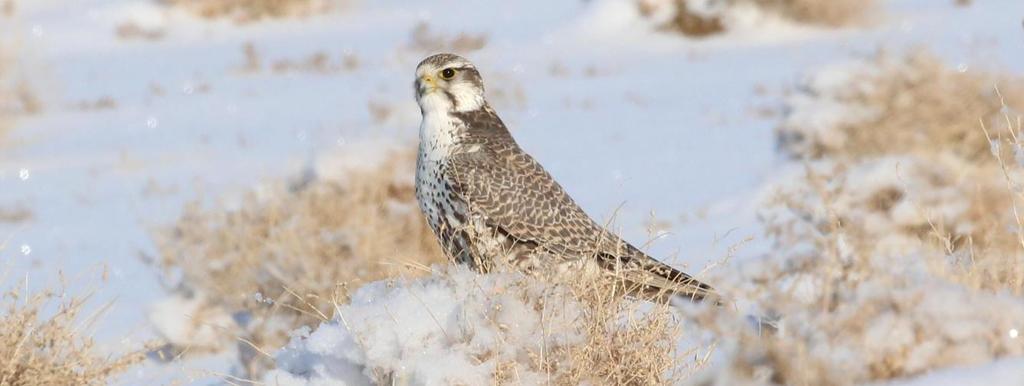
[1,0,1022,383]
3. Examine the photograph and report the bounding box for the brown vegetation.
[773,50,1024,291]
[0,8,40,138]
[236,43,360,75]
[268,260,705,385]
[408,22,488,54]
[777,50,1024,164]
[0,279,147,386]
[640,0,877,37]
[162,0,337,22]
[690,51,1024,385]
[539,265,704,385]
[154,149,446,377]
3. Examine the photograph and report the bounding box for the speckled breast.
[415,150,470,265]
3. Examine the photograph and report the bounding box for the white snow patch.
[877,357,1024,386]
[263,266,588,385]
[148,292,237,352]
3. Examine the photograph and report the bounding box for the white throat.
[416,89,484,162]
[417,85,485,114]
[418,107,459,162]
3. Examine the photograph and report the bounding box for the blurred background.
[1,0,1023,384]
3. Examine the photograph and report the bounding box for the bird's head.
[414,53,486,115]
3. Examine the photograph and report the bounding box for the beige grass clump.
[154,149,446,377]
[639,0,875,37]
[968,104,1024,292]
[743,0,873,27]
[692,139,1024,384]
[772,50,1024,292]
[0,7,40,138]
[693,54,1024,385]
[0,281,147,386]
[693,232,1024,385]
[777,50,1024,163]
[0,46,38,117]
[162,0,337,22]
[407,22,488,54]
[638,0,725,37]
[761,156,1023,292]
[535,264,696,385]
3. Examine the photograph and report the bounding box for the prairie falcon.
[413,53,716,302]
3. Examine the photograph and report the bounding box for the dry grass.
[0,204,32,223]
[697,144,1024,384]
[778,50,1024,163]
[693,224,1024,385]
[774,50,1024,292]
[154,149,446,377]
[162,0,337,22]
[692,118,1024,385]
[640,0,877,37]
[639,0,725,37]
[0,6,40,138]
[688,52,1024,385]
[488,255,701,385]
[267,260,705,385]
[0,278,147,385]
[408,22,488,54]
[970,101,1024,292]
[235,43,360,75]
[115,22,165,41]
[743,0,874,27]
[539,268,699,385]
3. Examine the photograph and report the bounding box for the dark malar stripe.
[443,91,459,110]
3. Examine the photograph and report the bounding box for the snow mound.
[263,265,692,385]
[263,267,583,385]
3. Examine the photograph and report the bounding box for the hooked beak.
[416,74,437,97]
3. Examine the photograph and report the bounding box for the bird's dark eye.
[440,68,456,79]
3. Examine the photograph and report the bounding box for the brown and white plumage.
[413,53,717,302]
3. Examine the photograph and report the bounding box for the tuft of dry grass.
[773,50,1024,292]
[154,149,446,377]
[689,52,1024,385]
[640,0,877,37]
[0,278,147,386]
[0,6,40,138]
[0,204,32,223]
[115,22,165,41]
[777,50,1024,163]
[969,100,1024,292]
[694,147,1024,384]
[162,0,337,23]
[408,22,488,54]
[235,43,360,75]
[639,0,725,37]
[471,264,700,386]
[539,267,699,385]
[743,0,873,27]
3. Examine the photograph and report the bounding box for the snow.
[1,0,1022,384]
[878,357,1024,386]
[264,267,585,385]
[148,292,236,353]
